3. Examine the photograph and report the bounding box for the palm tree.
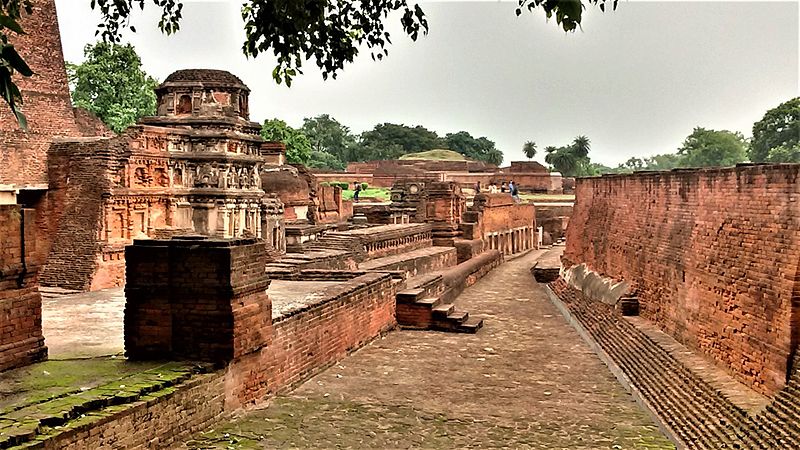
[544,147,579,176]
[522,141,537,159]
[571,135,591,158]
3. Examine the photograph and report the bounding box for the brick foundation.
[125,237,401,411]
[0,205,47,371]
[565,165,800,394]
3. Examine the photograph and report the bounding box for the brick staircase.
[395,283,483,333]
[548,279,800,450]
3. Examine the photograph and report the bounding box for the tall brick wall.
[40,138,126,290]
[564,165,800,394]
[0,0,82,189]
[0,205,47,371]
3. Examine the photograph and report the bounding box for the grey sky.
[54,1,799,166]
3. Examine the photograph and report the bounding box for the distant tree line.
[261,115,505,169]
[607,97,799,174]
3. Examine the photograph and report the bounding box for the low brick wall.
[565,165,800,394]
[0,205,47,371]
[39,373,225,449]
[224,272,399,409]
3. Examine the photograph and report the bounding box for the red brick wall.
[125,238,271,362]
[40,138,124,290]
[564,165,800,394]
[0,205,47,371]
[224,272,399,409]
[0,0,81,188]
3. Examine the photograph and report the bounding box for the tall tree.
[356,123,441,160]
[522,141,537,159]
[2,0,619,127]
[443,131,503,165]
[301,114,355,163]
[749,97,800,163]
[260,119,312,165]
[571,135,591,158]
[677,127,747,168]
[67,42,158,133]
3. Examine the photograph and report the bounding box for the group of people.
[475,180,521,203]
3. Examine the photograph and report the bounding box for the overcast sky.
[54,0,799,166]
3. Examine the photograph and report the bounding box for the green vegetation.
[67,42,158,133]
[399,149,467,161]
[523,141,538,159]
[266,115,505,170]
[342,187,390,201]
[749,97,800,163]
[543,135,594,177]
[677,127,747,167]
[260,119,312,165]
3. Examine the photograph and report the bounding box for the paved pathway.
[185,250,673,449]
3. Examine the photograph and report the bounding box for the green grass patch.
[342,188,391,201]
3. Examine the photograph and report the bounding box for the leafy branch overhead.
[0,0,616,126]
[0,0,33,129]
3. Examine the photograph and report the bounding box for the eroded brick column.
[125,237,271,362]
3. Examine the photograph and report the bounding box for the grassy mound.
[399,149,467,161]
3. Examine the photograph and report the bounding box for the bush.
[361,182,369,190]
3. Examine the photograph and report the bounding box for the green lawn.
[342,188,391,201]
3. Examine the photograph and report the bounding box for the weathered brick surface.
[223,272,399,409]
[125,238,271,362]
[0,0,83,189]
[0,205,46,371]
[564,165,800,394]
[470,193,537,256]
[40,138,127,290]
[44,373,226,450]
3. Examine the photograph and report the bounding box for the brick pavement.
[185,249,673,449]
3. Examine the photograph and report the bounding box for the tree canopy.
[543,136,593,176]
[67,42,158,133]
[677,127,747,168]
[301,114,357,164]
[1,0,618,127]
[260,119,312,165]
[749,97,800,163]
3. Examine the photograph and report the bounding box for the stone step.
[457,317,483,333]
[396,288,425,303]
[415,297,441,308]
[447,310,469,323]
[432,303,454,318]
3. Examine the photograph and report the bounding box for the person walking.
[510,180,521,203]
[500,181,508,193]
[353,181,362,203]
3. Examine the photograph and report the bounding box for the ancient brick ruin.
[40,70,286,291]
[314,157,566,193]
[564,164,800,395]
